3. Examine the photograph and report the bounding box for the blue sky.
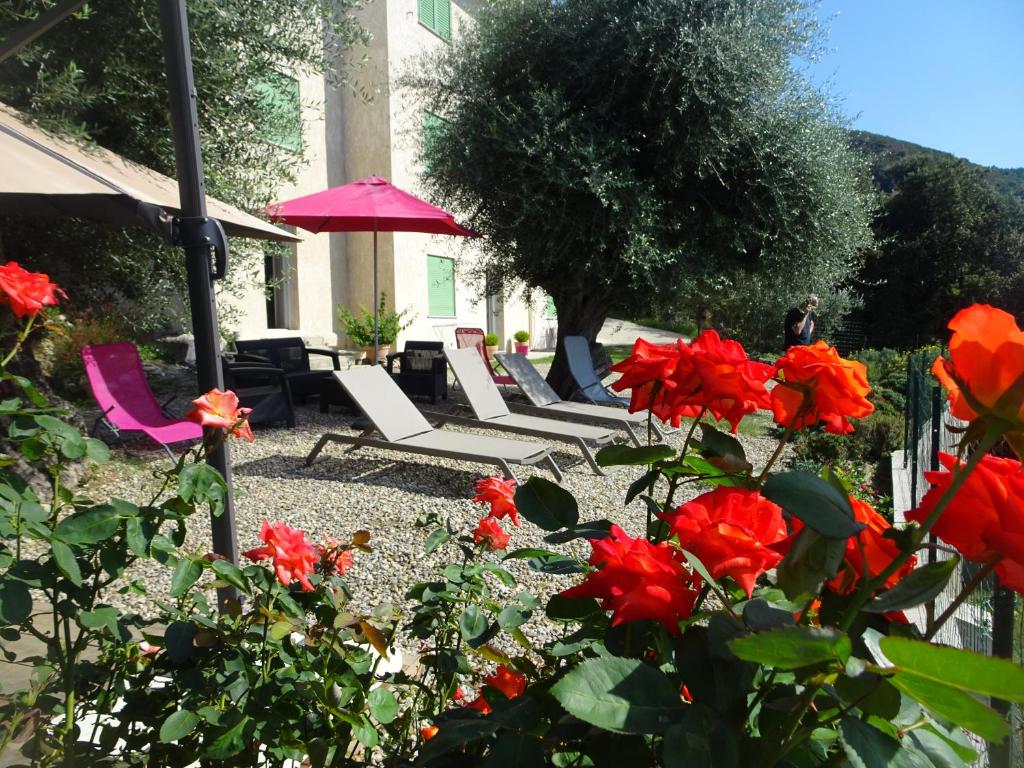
[803,0,1024,168]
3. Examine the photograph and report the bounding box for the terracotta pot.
[485,345,498,359]
[514,342,530,355]
[362,344,391,364]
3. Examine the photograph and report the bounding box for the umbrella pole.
[373,228,379,365]
[159,0,238,609]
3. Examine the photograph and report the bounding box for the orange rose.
[771,342,874,434]
[828,498,916,595]
[188,388,255,442]
[907,452,1024,594]
[931,304,1024,458]
[0,261,64,318]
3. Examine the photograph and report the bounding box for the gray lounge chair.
[442,347,616,476]
[564,335,630,407]
[305,367,563,482]
[495,352,662,447]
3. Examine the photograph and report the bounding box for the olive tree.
[407,0,874,391]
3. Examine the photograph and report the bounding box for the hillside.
[850,130,1024,199]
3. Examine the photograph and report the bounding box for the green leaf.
[204,715,254,760]
[762,471,863,539]
[728,627,851,670]
[159,709,200,743]
[165,620,196,665]
[210,559,250,595]
[178,463,227,517]
[546,594,600,621]
[417,719,498,763]
[497,606,529,630]
[125,516,152,556]
[698,423,746,462]
[596,443,675,467]
[625,469,659,506]
[839,718,905,768]
[550,657,684,734]
[514,477,579,531]
[368,686,398,724]
[459,606,489,646]
[424,528,450,554]
[834,674,901,719]
[864,558,959,613]
[776,527,846,600]
[170,559,203,597]
[55,506,120,545]
[888,673,1009,743]
[905,729,968,768]
[544,519,613,544]
[880,636,1024,702]
[0,579,32,625]
[79,606,120,635]
[485,731,545,768]
[85,438,110,464]
[50,540,82,586]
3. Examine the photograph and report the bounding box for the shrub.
[337,293,413,347]
[39,312,129,399]
[513,329,529,343]
[484,332,499,347]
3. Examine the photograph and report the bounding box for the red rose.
[660,487,786,597]
[473,517,510,551]
[907,452,1024,594]
[681,331,773,432]
[931,304,1024,458]
[771,342,874,434]
[465,665,527,715]
[316,537,354,576]
[560,524,701,634]
[609,338,686,421]
[829,497,916,595]
[0,261,63,318]
[472,476,519,525]
[242,519,318,591]
[188,388,255,442]
[421,725,439,741]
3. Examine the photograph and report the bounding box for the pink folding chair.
[81,342,202,458]
[455,327,515,388]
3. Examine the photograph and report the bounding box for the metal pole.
[990,583,1016,768]
[158,0,238,607]
[372,227,379,365]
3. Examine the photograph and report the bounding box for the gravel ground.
[81,391,785,652]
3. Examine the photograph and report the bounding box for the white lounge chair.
[442,347,617,476]
[305,367,562,482]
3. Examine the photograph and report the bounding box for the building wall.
[226,0,552,352]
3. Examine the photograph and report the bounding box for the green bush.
[337,293,413,347]
[513,329,529,343]
[484,332,500,347]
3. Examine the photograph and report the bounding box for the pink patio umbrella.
[266,176,478,363]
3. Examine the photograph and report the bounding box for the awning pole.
[158,0,239,609]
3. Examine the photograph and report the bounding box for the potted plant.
[484,332,500,358]
[337,293,413,363]
[513,329,530,355]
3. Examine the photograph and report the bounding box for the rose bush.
[2,280,1022,767]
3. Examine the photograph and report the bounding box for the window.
[254,72,302,152]
[427,255,456,317]
[423,111,449,170]
[418,0,451,41]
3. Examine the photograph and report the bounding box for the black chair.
[233,337,341,403]
[385,341,448,404]
[222,359,296,428]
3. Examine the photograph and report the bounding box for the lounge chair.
[495,352,661,447]
[563,336,677,436]
[305,367,562,482]
[442,348,616,476]
[82,342,203,459]
[563,335,630,407]
[455,327,515,388]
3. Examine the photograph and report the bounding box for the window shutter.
[434,0,451,41]
[418,0,434,30]
[254,73,302,152]
[427,256,456,317]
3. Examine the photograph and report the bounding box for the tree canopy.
[408,0,874,389]
[859,153,1024,348]
[0,0,367,331]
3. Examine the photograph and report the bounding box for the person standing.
[784,294,819,348]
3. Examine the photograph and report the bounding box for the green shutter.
[254,73,301,152]
[545,296,557,318]
[427,256,456,317]
[423,112,449,171]
[418,0,434,31]
[434,0,451,41]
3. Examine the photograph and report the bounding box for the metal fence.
[899,352,1021,767]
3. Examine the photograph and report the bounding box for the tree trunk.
[545,289,608,400]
